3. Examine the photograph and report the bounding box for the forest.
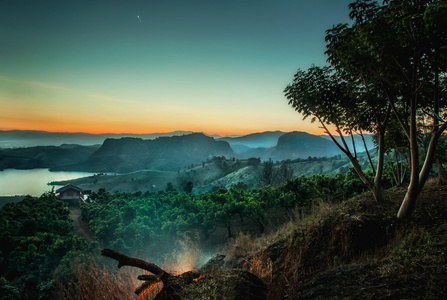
[0,169,375,299]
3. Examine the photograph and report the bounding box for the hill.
[53,183,447,299]
[218,131,285,157]
[219,131,374,161]
[50,170,179,194]
[236,184,447,299]
[270,131,343,161]
[49,155,356,193]
[219,131,285,149]
[52,133,234,173]
[125,184,445,299]
[1,131,375,184]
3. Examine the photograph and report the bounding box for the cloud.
[0,75,125,103]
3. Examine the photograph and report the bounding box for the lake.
[0,168,97,196]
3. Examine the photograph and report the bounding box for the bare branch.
[101,248,167,277]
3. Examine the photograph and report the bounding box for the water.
[0,169,97,196]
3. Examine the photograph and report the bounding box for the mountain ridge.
[0,130,375,172]
[52,133,234,173]
[0,129,195,148]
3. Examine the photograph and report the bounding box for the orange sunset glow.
[0,1,352,137]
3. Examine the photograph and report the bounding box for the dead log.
[101,248,166,276]
[101,248,201,297]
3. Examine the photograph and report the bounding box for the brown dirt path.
[69,206,94,242]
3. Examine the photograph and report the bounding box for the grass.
[236,183,447,299]
[53,257,160,300]
[53,234,203,300]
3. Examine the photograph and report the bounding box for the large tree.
[285,65,390,203]
[324,0,447,218]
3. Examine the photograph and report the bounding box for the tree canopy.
[286,0,447,218]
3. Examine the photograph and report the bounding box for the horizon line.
[0,128,328,137]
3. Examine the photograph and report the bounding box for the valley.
[1,129,373,194]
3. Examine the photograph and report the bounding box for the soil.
[258,184,447,299]
[69,205,94,242]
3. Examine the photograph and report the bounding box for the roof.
[56,184,84,193]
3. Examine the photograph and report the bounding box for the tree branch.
[101,248,168,277]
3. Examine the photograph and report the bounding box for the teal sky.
[0,0,353,136]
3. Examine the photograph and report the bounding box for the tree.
[325,0,447,218]
[373,117,409,187]
[180,180,194,194]
[276,161,294,185]
[284,65,390,203]
[165,182,177,193]
[258,158,276,187]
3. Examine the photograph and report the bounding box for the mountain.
[0,130,377,173]
[319,134,375,151]
[218,131,285,150]
[217,131,375,161]
[271,131,343,161]
[0,144,100,170]
[0,130,194,148]
[53,133,234,173]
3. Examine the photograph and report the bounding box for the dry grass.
[53,257,161,300]
[239,186,447,299]
[53,234,204,300]
[224,205,326,263]
[244,251,273,285]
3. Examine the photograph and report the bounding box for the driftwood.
[101,248,201,297]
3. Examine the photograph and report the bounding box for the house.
[56,184,85,206]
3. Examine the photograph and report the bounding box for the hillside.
[53,183,447,300]
[50,155,355,193]
[239,184,447,299]
[125,185,446,299]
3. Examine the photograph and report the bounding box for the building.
[56,184,85,206]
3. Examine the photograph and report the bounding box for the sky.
[0,0,353,136]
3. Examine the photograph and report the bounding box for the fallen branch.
[101,248,201,297]
[101,248,167,276]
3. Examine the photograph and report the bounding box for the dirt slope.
[69,206,94,242]
[247,184,447,299]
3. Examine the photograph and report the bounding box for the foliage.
[0,193,87,299]
[284,64,390,203]
[79,170,372,261]
[286,0,447,218]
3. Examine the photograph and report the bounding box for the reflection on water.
[0,169,96,196]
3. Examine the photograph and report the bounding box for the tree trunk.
[397,93,419,219]
[373,127,386,202]
[322,123,385,203]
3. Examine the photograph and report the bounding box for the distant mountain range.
[0,130,375,172]
[0,130,197,148]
